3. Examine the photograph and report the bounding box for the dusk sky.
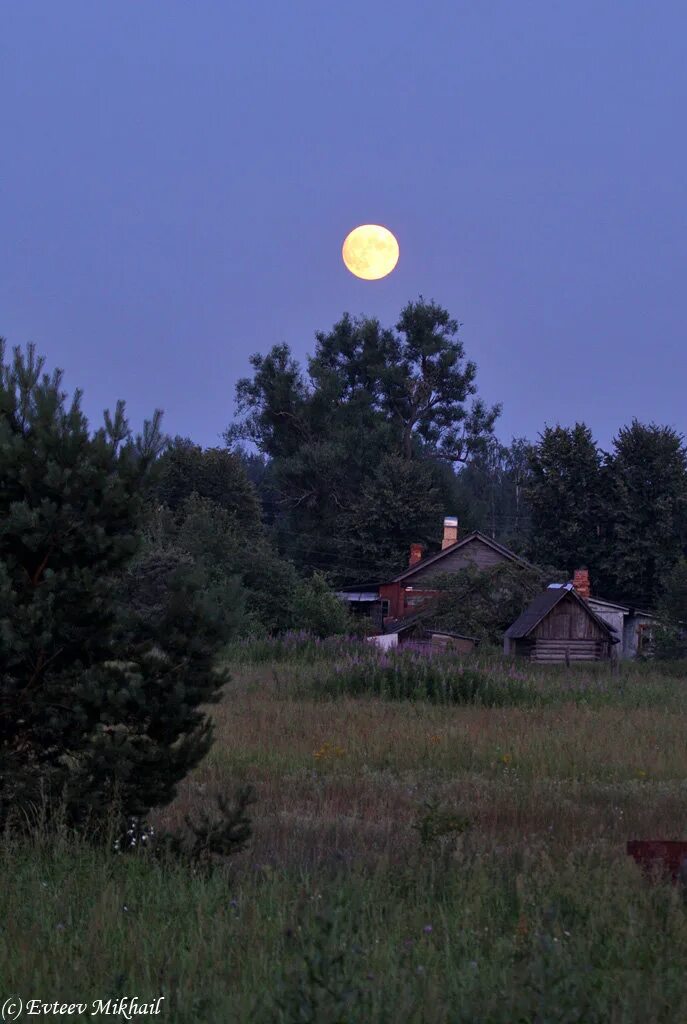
[3,2,686,452]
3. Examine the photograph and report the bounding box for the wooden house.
[504,584,617,662]
[546,568,660,660]
[339,520,657,661]
[338,517,533,627]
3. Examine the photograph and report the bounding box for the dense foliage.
[452,436,533,549]
[0,344,230,832]
[608,420,687,605]
[526,420,687,607]
[143,440,354,637]
[428,561,556,644]
[224,301,687,612]
[228,298,499,583]
[525,423,607,576]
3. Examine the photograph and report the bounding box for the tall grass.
[3,827,687,1023]
[226,634,687,710]
[5,645,687,1022]
[314,651,536,706]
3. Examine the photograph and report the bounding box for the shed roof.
[505,587,618,640]
[383,608,435,635]
[428,630,480,643]
[587,596,658,619]
[381,610,478,643]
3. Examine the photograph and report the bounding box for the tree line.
[456,422,687,613]
[228,298,687,618]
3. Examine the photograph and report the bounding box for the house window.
[381,600,390,618]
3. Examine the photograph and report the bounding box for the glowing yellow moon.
[342,224,399,280]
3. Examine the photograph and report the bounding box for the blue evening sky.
[2,2,686,451]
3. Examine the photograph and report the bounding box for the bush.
[292,572,353,637]
[652,623,687,661]
[141,491,303,636]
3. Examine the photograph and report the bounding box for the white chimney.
[442,516,458,550]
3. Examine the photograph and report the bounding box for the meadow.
[4,640,687,1023]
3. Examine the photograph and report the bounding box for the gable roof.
[505,585,618,640]
[390,531,534,583]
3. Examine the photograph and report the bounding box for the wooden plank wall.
[530,638,607,662]
[411,537,506,582]
[532,596,606,641]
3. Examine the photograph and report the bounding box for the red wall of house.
[378,582,441,622]
[379,582,403,619]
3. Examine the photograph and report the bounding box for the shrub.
[292,572,353,637]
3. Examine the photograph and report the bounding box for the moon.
[342,224,399,280]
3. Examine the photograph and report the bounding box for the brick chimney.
[442,516,458,550]
[409,543,424,567]
[573,567,591,600]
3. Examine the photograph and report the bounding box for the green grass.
[4,644,687,1022]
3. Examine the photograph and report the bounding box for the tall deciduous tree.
[228,299,499,581]
[380,299,500,462]
[453,437,533,551]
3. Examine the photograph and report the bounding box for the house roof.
[390,531,535,583]
[429,630,480,643]
[336,591,380,603]
[383,607,436,635]
[505,586,618,640]
[338,582,382,593]
[381,607,478,643]
[587,596,658,619]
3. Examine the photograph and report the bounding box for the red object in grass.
[627,841,687,883]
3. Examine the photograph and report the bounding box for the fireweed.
[224,634,687,710]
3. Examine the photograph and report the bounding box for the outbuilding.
[504,583,617,662]
[367,607,479,654]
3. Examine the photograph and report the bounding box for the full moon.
[342,224,399,280]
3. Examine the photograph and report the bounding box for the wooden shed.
[504,585,617,662]
[370,608,479,654]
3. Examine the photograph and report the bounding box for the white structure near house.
[586,596,658,659]
[366,632,398,650]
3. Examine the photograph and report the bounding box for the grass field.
[4,645,687,1022]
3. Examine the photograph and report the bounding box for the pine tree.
[0,342,230,832]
